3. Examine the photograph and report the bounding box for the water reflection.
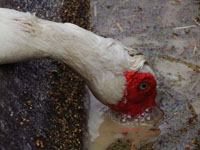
[87,89,163,150]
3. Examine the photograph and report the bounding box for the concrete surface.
[90,0,200,149]
[0,1,89,150]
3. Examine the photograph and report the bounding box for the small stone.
[74,128,78,133]
[19,122,24,126]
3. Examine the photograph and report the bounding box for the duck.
[0,8,157,116]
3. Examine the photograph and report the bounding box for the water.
[0,0,199,150]
[87,89,163,150]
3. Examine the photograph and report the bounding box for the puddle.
[87,89,163,150]
[0,0,199,150]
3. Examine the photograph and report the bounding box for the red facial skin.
[108,72,157,116]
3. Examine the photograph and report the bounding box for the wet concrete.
[0,1,90,150]
[90,0,200,149]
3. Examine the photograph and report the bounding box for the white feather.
[0,8,153,105]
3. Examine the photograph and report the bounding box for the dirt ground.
[90,0,200,149]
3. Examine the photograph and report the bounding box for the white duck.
[0,8,157,116]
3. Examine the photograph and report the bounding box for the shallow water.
[0,0,199,150]
[87,90,163,150]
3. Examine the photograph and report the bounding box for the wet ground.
[90,0,200,149]
[0,0,200,150]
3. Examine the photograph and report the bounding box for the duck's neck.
[0,11,104,79]
[0,16,49,64]
[0,9,127,104]
[43,22,129,104]
[42,22,105,80]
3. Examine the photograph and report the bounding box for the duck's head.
[108,55,157,116]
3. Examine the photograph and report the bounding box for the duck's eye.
[139,82,148,90]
